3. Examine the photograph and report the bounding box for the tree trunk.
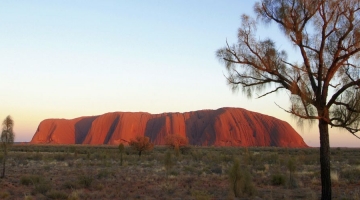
[1,150,6,178]
[319,119,331,200]
[120,153,123,166]
[233,179,239,197]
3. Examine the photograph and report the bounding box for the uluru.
[30,107,308,147]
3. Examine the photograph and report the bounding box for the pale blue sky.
[0,1,358,147]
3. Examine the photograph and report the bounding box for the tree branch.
[256,86,284,99]
[333,101,360,113]
[327,79,360,108]
[275,102,319,120]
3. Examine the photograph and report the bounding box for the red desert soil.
[30,107,307,147]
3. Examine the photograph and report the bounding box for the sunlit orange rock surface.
[30,107,308,147]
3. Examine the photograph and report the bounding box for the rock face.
[30,107,308,147]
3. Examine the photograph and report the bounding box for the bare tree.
[216,0,360,199]
[1,115,15,178]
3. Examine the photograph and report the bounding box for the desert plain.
[0,145,359,200]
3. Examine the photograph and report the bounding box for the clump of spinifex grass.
[20,174,52,195]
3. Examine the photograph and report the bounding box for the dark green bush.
[180,146,192,155]
[53,153,66,161]
[264,153,279,164]
[271,173,286,186]
[33,181,52,195]
[210,165,222,174]
[342,168,360,183]
[28,152,43,161]
[96,169,111,179]
[78,175,93,188]
[20,175,41,186]
[62,180,79,190]
[348,157,360,165]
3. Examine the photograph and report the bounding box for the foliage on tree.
[165,134,189,156]
[216,0,360,199]
[1,115,15,178]
[129,136,154,157]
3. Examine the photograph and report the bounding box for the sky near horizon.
[0,1,359,147]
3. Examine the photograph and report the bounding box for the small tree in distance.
[216,1,360,199]
[229,158,256,198]
[1,115,15,178]
[165,134,189,156]
[164,150,173,178]
[118,143,125,166]
[129,136,154,157]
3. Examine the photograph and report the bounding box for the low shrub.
[183,165,197,174]
[67,191,81,200]
[219,154,233,162]
[20,175,51,194]
[169,169,180,176]
[191,190,213,200]
[264,153,279,164]
[190,150,202,161]
[46,190,68,199]
[78,175,93,188]
[53,153,66,161]
[43,165,51,171]
[271,173,286,186]
[62,180,79,190]
[210,165,222,174]
[24,194,34,200]
[342,168,360,183]
[20,175,41,186]
[348,157,360,165]
[28,152,43,161]
[97,169,111,179]
[180,146,192,155]
[33,181,52,195]
[0,191,10,199]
